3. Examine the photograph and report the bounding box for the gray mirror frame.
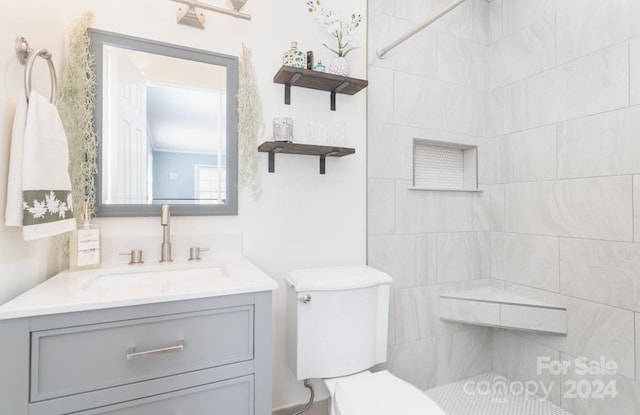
[89,29,238,216]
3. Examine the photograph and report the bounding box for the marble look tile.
[560,238,640,312]
[636,313,640,380]
[367,66,394,125]
[492,232,559,292]
[504,284,637,379]
[490,15,556,89]
[369,0,394,15]
[437,32,489,89]
[560,353,640,415]
[473,88,504,139]
[388,290,396,347]
[388,337,438,390]
[636,314,639,380]
[556,0,640,64]
[368,122,413,180]
[492,124,557,183]
[472,184,492,231]
[440,298,500,326]
[439,278,495,295]
[395,286,436,344]
[558,106,640,179]
[368,178,395,235]
[501,0,555,37]
[369,11,438,78]
[503,43,629,134]
[436,232,491,283]
[490,185,505,232]
[487,0,503,43]
[631,37,640,106]
[469,0,492,45]
[394,72,474,134]
[635,175,640,243]
[492,330,562,406]
[395,180,490,233]
[500,304,567,334]
[436,328,493,385]
[368,233,436,289]
[505,176,633,242]
[396,0,490,44]
[395,285,473,344]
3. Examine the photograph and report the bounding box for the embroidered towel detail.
[5,90,76,241]
[22,190,74,226]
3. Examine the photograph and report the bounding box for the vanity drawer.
[31,306,254,402]
[71,375,253,415]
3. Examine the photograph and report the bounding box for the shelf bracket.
[268,151,275,173]
[330,80,351,111]
[284,71,303,105]
[319,155,326,174]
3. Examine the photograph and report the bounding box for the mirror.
[89,29,238,216]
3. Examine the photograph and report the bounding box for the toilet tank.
[286,266,392,380]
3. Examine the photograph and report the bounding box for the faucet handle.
[120,250,144,265]
[188,247,209,261]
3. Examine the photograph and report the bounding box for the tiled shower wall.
[368,0,640,413]
[367,0,495,390]
[488,0,640,414]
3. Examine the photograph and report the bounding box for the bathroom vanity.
[0,257,276,415]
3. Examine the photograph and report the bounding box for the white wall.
[1,0,367,410]
[0,1,67,305]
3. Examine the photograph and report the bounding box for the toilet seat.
[327,371,446,415]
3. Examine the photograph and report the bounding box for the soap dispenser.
[69,201,101,270]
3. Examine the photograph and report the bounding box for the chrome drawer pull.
[126,340,184,361]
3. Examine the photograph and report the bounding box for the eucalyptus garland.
[57,12,98,220]
[237,44,263,200]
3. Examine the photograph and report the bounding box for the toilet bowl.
[324,371,445,415]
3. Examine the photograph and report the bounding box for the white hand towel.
[5,90,76,240]
[5,91,27,227]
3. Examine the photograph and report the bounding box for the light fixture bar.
[170,0,251,21]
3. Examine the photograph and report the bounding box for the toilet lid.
[334,371,446,415]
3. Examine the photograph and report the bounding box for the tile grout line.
[632,175,636,244]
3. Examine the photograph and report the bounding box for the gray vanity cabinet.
[0,291,272,415]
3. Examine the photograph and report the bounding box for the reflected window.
[195,165,226,204]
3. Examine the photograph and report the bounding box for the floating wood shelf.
[258,141,355,174]
[273,66,368,111]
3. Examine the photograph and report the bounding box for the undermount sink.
[86,264,228,290]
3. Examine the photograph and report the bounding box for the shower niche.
[411,139,479,192]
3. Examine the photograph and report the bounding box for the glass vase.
[282,41,306,69]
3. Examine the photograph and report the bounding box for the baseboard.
[272,398,329,415]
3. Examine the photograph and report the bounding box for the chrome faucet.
[160,204,172,263]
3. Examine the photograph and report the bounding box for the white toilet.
[286,265,446,415]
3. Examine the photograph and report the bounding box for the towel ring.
[15,36,57,105]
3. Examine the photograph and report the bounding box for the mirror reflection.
[90,30,238,216]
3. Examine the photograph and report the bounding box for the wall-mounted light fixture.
[171,0,251,28]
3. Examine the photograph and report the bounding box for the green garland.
[237,44,263,200]
[58,12,98,220]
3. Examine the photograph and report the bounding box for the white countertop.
[0,255,277,320]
